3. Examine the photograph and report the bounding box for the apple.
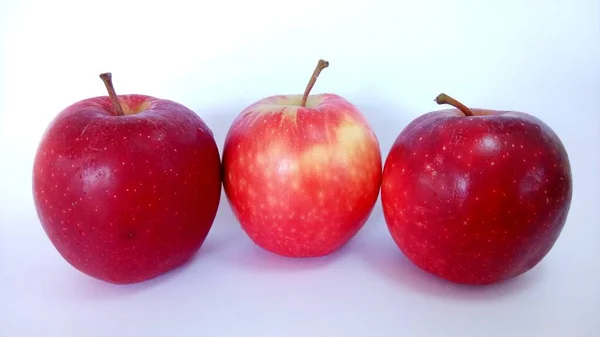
[32,73,222,284]
[381,93,573,285]
[222,59,382,257]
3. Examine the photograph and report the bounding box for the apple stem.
[300,59,329,108]
[99,72,125,116]
[434,93,474,117]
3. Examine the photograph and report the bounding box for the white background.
[1,0,599,336]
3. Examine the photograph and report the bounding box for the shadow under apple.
[210,192,347,273]
[357,222,546,301]
[60,195,240,300]
[228,243,347,273]
[64,195,243,300]
[30,246,207,302]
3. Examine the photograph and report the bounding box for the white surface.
[1,0,599,336]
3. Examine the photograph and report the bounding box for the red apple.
[223,60,382,257]
[381,93,573,285]
[32,73,222,284]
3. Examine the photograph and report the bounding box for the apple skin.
[381,108,573,285]
[32,94,222,284]
[223,93,382,257]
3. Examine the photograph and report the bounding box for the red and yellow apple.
[32,73,222,284]
[381,93,573,285]
[223,60,382,257]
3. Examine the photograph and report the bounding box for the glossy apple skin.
[381,108,572,285]
[223,93,382,257]
[32,94,222,284]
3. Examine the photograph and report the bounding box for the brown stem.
[434,93,474,117]
[300,59,329,108]
[99,72,125,116]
